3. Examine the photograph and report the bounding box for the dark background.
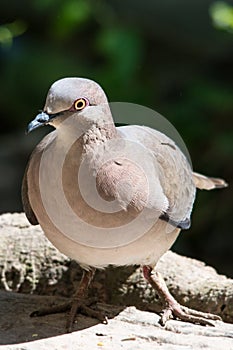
[0,0,232,276]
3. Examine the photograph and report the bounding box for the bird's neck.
[82,123,118,152]
[55,118,118,172]
[80,122,119,173]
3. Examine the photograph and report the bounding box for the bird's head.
[27,77,112,134]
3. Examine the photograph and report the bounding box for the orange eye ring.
[74,98,88,110]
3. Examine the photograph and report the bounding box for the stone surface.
[0,291,233,350]
[0,213,233,349]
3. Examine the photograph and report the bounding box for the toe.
[80,304,108,323]
[30,301,72,317]
[159,308,173,326]
[180,305,222,321]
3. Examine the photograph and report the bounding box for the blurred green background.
[0,0,232,276]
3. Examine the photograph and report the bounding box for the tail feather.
[193,172,228,190]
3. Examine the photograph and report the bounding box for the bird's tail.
[193,172,228,190]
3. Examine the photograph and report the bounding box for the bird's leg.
[66,267,107,332]
[31,267,107,332]
[142,265,221,327]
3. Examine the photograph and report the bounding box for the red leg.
[142,265,221,327]
[31,267,107,332]
[66,267,107,332]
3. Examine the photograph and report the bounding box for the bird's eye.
[74,98,88,110]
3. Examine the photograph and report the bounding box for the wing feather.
[193,172,228,190]
[117,125,196,225]
[21,160,38,225]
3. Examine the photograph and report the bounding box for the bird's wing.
[22,161,38,225]
[192,172,228,190]
[96,125,196,229]
[22,131,57,225]
[96,155,169,215]
[116,125,196,227]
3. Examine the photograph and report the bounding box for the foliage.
[210,1,233,32]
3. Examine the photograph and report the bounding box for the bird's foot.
[66,296,108,332]
[30,296,108,332]
[142,265,222,327]
[31,267,107,332]
[159,301,221,327]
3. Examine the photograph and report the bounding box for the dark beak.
[26,112,50,134]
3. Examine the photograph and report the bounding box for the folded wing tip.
[193,172,228,191]
[209,177,228,189]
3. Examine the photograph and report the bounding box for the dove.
[22,77,227,331]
